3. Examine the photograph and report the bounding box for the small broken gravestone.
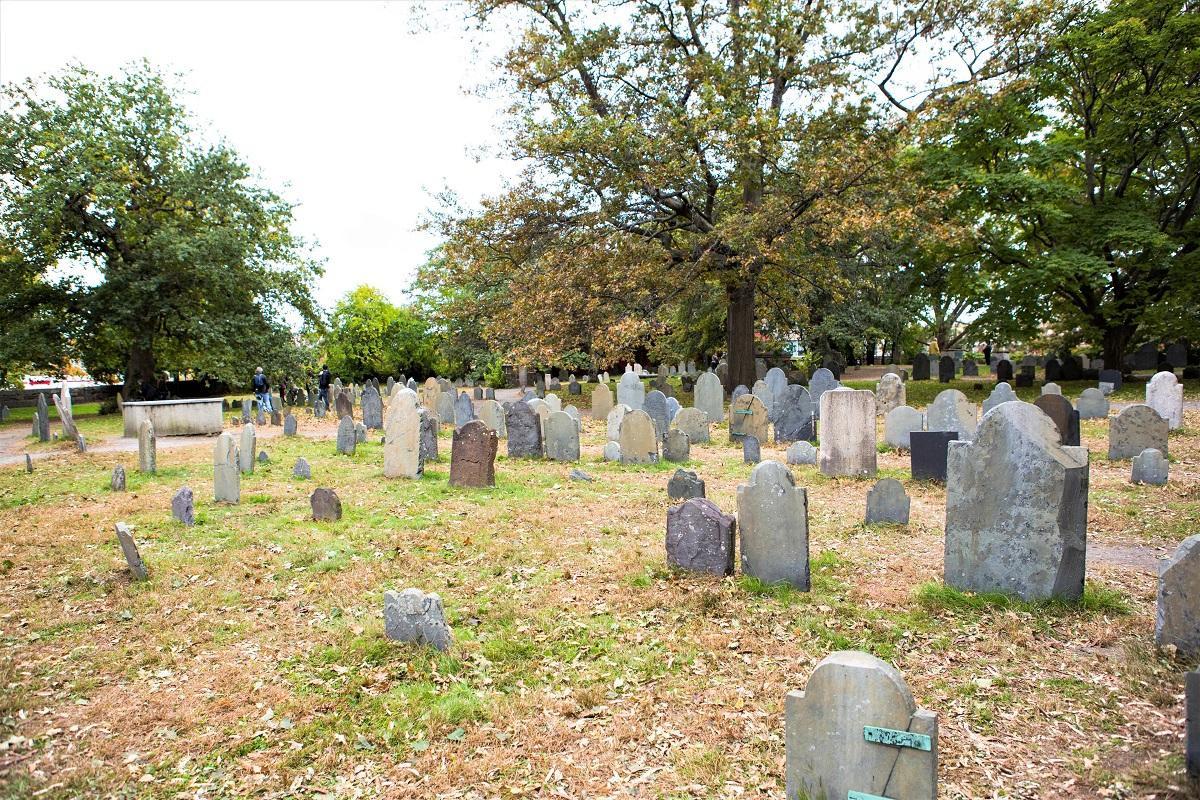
[1131,448,1168,485]
[663,429,690,462]
[666,497,735,576]
[293,457,311,479]
[111,465,126,492]
[786,441,817,465]
[171,487,195,526]
[384,588,453,651]
[865,478,910,525]
[1156,535,1200,658]
[667,468,705,500]
[115,522,148,581]
[310,488,343,521]
[786,651,937,800]
[258,450,269,463]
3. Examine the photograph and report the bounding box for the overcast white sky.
[0,0,518,309]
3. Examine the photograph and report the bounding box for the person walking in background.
[252,367,273,414]
[318,365,331,406]
[983,342,993,365]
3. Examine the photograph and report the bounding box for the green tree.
[324,285,440,382]
[0,62,321,395]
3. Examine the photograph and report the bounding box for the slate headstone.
[453,391,476,430]
[884,406,924,450]
[1131,448,1168,485]
[293,457,311,479]
[773,385,815,443]
[544,410,580,462]
[115,522,148,581]
[239,423,257,473]
[644,390,670,439]
[1076,388,1109,419]
[617,372,645,411]
[1109,404,1168,459]
[1098,368,1123,391]
[336,416,356,455]
[737,461,809,589]
[384,588,453,651]
[663,429,690,462]
[910,431,958,482]
[786,441,817,465]
[310,488,343,521]
[938,355,956,382]
[1156,535,1200,658]
[1033,393,1081,446]
[1188,671,1200,778]
[995,359,1014,382]
[667,468,705,500]
[865,478,910,525]
[283,413,298,436]
[171,487,195,526]
[926,389,977,442]
[742,435,760,464]
[912,353,930,381]
[693,371,725,423]
[982,382,1018,416]
[672,407,710,444]
[137,418,156,474]
[362,385,383,429]
[419,407,439,462]
[666,498,735,577]
[213,433,239,503]
[505,400,543,458]
[808,368,840,418]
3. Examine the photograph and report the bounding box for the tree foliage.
[324,285,440,382]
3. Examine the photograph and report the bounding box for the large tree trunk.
[124,342,156,400]
[1101,323,1138,373]
[726,279,756,389]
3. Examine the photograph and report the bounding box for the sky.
[0,0,519,309]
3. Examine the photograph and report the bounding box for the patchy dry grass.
[0,392,1197,799]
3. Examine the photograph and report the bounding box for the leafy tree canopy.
[324,285,440,382]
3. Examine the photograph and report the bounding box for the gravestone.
[617,372,645,411]
[484,387,495,400]
[591,384,614,420]
[544,393,562,413]
[910,431,958,482]
[362,385,383,429]
[437,391,456,425]
[672,407,710,444]
[453,392,476,430]
[293,457,311,479]
[665,396,680,422]
[1165,341,1189,369]
[1041,382,1062,396]
[666,498,735,576]
[644,390,670,439]
[945,401,1089,601]
[544,411,580,462]
[314,399,326,419]
[786,651,937,800]
[1189,672,1200,778]
[962,360,979,377]
[310,488,343,521]
[884,406,924,450]
[386,376,394,395]
[213,433,239,503]
[772,385,815,443]
[115,523,148,581]
[995,359,1014,382]
[335,390,353,420]
[728,394,768,444]
[25,454,32,473]
[731,384,749,403]
[1109,404,1169,459]
[449,420,497,486]
[765,367,788,404]
[787,441,817,465]
[667,468,705,500]
[912,353,931,381]
[505,401,543,458]
[568,377,580,396]
[603,441,621,461]
[818,388,877,478]
[926,389,978,442]
[1099,368,1123,391]
[35,394,49,441]
[1044,359,1062,382]
[1146,371,1183,430]
[619,410,659,464]
[982,382,1018,416]
[0,404,7,422]
[663,429,690,462]
[693,372,725,423]
[1076,388,1109,419]
[477,399,507,437]
[742,435,760,464]
[111,465,126,491]
[938,355,956,382]
[865,478,910,524]
[336,416,356,455]
[419,407,439,462]
[875,373,905,416]
[137,418,156,474]
[283,413,297,436]
[1156,535,1200,658]
[1033,393,1081,446]
[171,487,195,526]
[355,420,368,441]
[752,379,773,413]
[270,410,282,427]
[1133,342,1158,370]
[1061,355,1083,381]
[808,368,840,419]
[239,423,257,473]
[737,460,809,589]
[384,398,423,479]
[384,588,453,651]
[472,386,483,400]
[606,404,631,442]
[1131,448,1168,485]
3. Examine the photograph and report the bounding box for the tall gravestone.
[772,385,815,443]
[737,460,809,589]
[617,372,645,411]
[362,385,383,429]
[453,392,476,430]
[1189,672,1200,779]
[35,393,49,441]
[1146,371,1184,430]
[505,401,542,458]
[1044,358,1062,382]
[591,384,613,420]
[239,423,256,473]
[995,359,1014,382]
[335,390,353,420]
[418,407,438,462]
[764,367,788,404]
[476,399,507,438]
[693,371,724,423]
[335,416,356,455]
[436,391,456,425]
[213,433,240,503]
[1156,535,1200,658]
[384,396,423,479]
[926,389,978,442]
[938,355,956,383]
[1108,404,1169,459]
[449,419,497,487]
[1033,393,1081,446]
[728,394,768,444]
[818,388,876,478]
[644,390,670,439]
[619,410,659,464]
[666,497,735,576]
[137,418,156,474]
[912,353,931,381]
[875,373,905,417]
[945,401,1089,601]
[808,368,840,419]
[544,411,580,462]
[751,379,773,414]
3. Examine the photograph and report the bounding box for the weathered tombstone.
[818,388,877,478]
[672,407,710,444]
[751,379,773,413]
[384,398,423,479]
[694,371,724,423]
[1041,381,1062,396]
[361,385,383,429]
[335,416,356,455]
[115,523,148,581]
[1165,341,1189,369]
[786,441,817,465]
[617,372,645,411]
[1044,358,1062,382]
[1098,368,1123,391]
[436,391,456,425]
[1109,404,1169,459]
[663,429,690,462]
[314,399,326,419]
[910,431,958,482]
[171,487,195,526]
[945,401,1088,601]
[591,384,614,420]
[213,433,239,503]
[568,376,580,396]
[52,386,78,440]
[742,435,760,464]
[926,388,978,442]
[1061,355,1083,381]
[110,464,126,491]
[1156,535,1200,658]
[1033,393,1081,446]
[666,498,735,577]
[765,367,788,404]
[982,381,1018,415]
[239,423,256,473]
[667,468,705,499]
[644,390,670,439]
[0,404,8,422]
[1131,448,1168,485]
[728,393,768,444]
[730,384,749,403]
[449,419,497,486]
[1133,342,1158,370]
[293,457,311,479]
[737,460,809,588]
[995,359,1014,382]
[1188,672,1200,778]
[786,651,937,800]
[453,392,476,431]
[505,400,543,458]
[808,368,840,419]
[865,478,910,525]
[938,355,956,383]
[875,373,905,417]
[24,453,32,473]
[35,393,49,441]
[544,411,580,462]
[619,409,659,464]
[1076,388,1110,419]
[884,406,924,450]
[472,386,484,400]
[384,588,453,651]
[137,418,156,474]
[912,353,931,381]
[603,440,621,461]
[962,360,979,377]
[335,389,354,420]
[418,407,439,462]
[476,399,507,438]
[606,404,630,442]
[772,385,815,443]
[544,393,562,413]
[1147,371,1184,430]
[310,488,342,521]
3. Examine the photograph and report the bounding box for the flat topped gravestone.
[666,497,735,577]
[945,401,1089,602]
[1156,534,1200,658]
[171,487,195,526]
[865,478,910,525]
[310,488,343,521]
[450,419,497,487]
[1131,448,1168,485]
[115,523,148,581]
[384,397,424,479]
[737,460,809,589]
[505,401,543,458]
[619,409,659,465]
[786,651,937,800]
[693,371,725,423]
[1109,404,1168,459]
[667,468,705,499]
[818,388,876,478]
[213,432,240,504]
[384,588,453,651]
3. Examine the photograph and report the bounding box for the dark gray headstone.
[505,400,542,458]
[115,522,147,581]
[25,453,33,473]
[1187,670,1199,778]
[336,416,356,455]
[335,390,353,420]
[284,413,297,436]
[418,407,439,462]
[384,588,453,651]
[1098,368,1123,390]
[962,360,978,377]
[36,394,49,441]
[912,353,930,381]
[1032,394,1080,446]
[731,384,750,402]
[910,431,958,482]
[772,385,815,443]
[1044,359,1062,382]
[310,487,343,521]
[1061,355,1082,381]
[257,450,269,463]
[473,386,483,400]
[995,359,1013,382]
[171,487,195,526]
[453,392,476,430]
[663,429,690,462]
[667,468,705,500]
[293,457,311,479]
[742,435,760,464]
[111,465,126,491]
[938,355,955,383]
[449,419,497,487]
[362,385,383,429]
[644,390,670,438]
[865,478,910,525]
[666,497,735,576]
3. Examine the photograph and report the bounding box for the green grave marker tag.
[847,792,892,800]
[862,725,932,751]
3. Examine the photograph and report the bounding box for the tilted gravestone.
[335,416,356,455]
[310,488,343,521]
[617,371,645,411]
[945,401,1089,601]
[1156,535,1200,658]
[591,384,614,420]
[239,423,257,473]
[283,413,298,436]
[138,418,156,474]
[1131,448,1168,485]
[544,410,580,462]
[666,497,735,576]
[663,429,690,462]
[213,433,239,503]
[449,419,497,487]
[910,431,958,482]
[818,388,876,478]
[865,478,910,525]
[1076,388,1109,419]
[505,400,543,458]
[737,460,809,589]
[1146,371,1184,430]
[618,409,659,465]
[384,588,453,651]
[1033,393,1081,447]
[384,396,423,479]
[728,393,768,444]
[667,468,705,500]
[644,390,670,439]
[787,441,817,465]
[786,651,937,800]
[772,385,815,443]
[693,371,725,423]
[875,372,905,417]
[912,353,931,381]
[111,465,126,492]
[1108,404,1168,459]
[672,407,710,444]
[926,389,978,442]
[172,487,195,526]
[35,393,50,441]
[115,523,148,581]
